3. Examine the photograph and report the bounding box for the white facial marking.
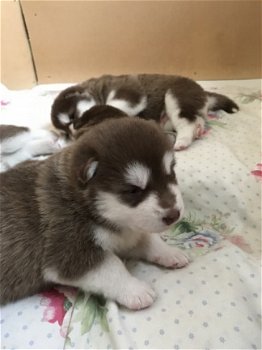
[58,113,70,125]
[125,162,151,189]
[96,191,172,233]
[86,161,98,180]
[106,90,116,104]
[76,99,96,117]
[163,151,174,175]
[106,90,116,103]
[106,90,147,116]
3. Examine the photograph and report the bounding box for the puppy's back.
[0,161,47,304]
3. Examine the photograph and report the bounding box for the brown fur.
[0,125,29,141]
[74,105,128,138]
[0,116,175,304]
[51,74,239,136]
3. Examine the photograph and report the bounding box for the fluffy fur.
[0,125,65,172]
[0,115,189,309]
[51,74,239,150]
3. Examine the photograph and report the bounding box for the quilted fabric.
[0,80,261,349]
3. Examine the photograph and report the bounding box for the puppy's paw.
[117,278,156,310]
[194,123,205,139]
[152,246,190,269]
[194,118,205,139]
[174,137,192,151]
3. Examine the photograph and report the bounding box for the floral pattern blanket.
[0,80,261,349]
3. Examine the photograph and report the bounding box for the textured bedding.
[0,80,261,349]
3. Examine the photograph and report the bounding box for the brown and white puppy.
[51,74,239,150]
[71,104,177,145]
[0,107,175,172]
[0,116,189,309]
[0,125,65,172]
[73,104,128,138]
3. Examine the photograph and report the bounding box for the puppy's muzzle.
[162,208,180,226]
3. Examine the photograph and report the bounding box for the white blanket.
[0,80,261,349]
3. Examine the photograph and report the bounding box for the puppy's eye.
[124,185,144,195]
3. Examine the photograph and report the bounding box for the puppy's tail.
[205,91,239,114]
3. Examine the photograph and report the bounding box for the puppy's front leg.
[128,233,190,269]
[44,253,156,310]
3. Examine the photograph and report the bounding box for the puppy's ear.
[77,157,98,187]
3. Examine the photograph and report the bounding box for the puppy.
[51,74,239,150]
[0,125,64,172]
[69,104,177,146]
[73,104,128,138]
[0,116,189,309]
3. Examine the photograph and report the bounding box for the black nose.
[162,209,180,226]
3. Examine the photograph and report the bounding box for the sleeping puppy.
[0,116,189,309]
[0,108,123,172]
[51,74,239,150]
[0,107,175,172]
[73,104,128,138]
[0,125,64,172]
[69,104,177,145]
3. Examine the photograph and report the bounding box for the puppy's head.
[74,105,128,138]
[71,118,184,233]
[51,85,96,138]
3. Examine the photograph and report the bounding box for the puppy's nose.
[162,209,180,226]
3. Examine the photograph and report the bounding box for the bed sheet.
[0,80,261,349]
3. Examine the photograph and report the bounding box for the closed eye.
[123,185,144,195]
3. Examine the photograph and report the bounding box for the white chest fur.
[94,226,142,255]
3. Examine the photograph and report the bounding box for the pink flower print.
[251,163,262,180]
[202,128,210,136]
[227,235,252,254]
[191,235,210,248]
[184,234,215,249]
[0,100,10,107]
[40,289,67,326]
[207,111,219,119]
[176,230,221,250]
